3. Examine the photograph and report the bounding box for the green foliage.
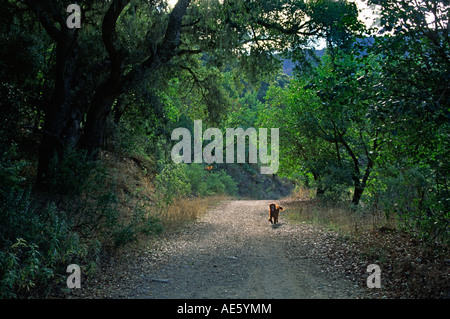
[51,149,164,249]
[0,148,99,298]
[154,163,238,205]
[262,48,379,204]
[363,0,449,243]
[184,164,210,196]
[225,90,264,129]
[110,203,163,248]
[0,145,167,297]
[155,163,192,205]
[213,170,239,196]
[316,161,354,203]
[0,145,27,193]
[47,149,100,197]
[201,169,239,197]
[365,162,449,244]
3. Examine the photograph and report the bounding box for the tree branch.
[122,0,191,91]
[102,0,129,81]
[176,48,203,56]
[256,18,320,37]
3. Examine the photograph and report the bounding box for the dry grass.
[283,187,395,237]
[286,202,376,236]
[159,195,229,231]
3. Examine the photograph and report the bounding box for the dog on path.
[268,203,283,225]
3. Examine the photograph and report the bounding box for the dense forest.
[0,0,448,298]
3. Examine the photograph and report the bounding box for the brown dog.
[268,203,283,225]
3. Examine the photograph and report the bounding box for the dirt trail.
[77,200,363,299]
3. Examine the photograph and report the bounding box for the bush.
[204,172,226,195]
[313,162,353,203]
[0,148,100,298]
[201,169,239,196]
[183,164,238,197]
[215,170,239,196]
[184,164,209,196]
[108,199,163,248]
[47,148,100,197]
[365,163,450,245]
[0,205,100,298]
[0,147,165,298]
[155,163,239,202]
[154,162,192,205]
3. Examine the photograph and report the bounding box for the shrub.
[109,199,163,248]
[215,170,238,196]
[183,164,238,197]
[47,148,100,197]
[0,148,100,298]
[365,162,449,245]
[154,162,191,205]
[0,147,164,298]
[184,164,209,196]
[204,172,226,195]
[154,162,239,201]
[314,162,353,204]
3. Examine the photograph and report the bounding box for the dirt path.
[76,200,363,299]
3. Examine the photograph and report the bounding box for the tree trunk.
[351,159,373,206]
[76,0,129,155]
[36,30,83,190]
[77,85,119,155]
[352,184,364,206]
[312,171,325,196]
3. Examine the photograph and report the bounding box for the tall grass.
[159,195,228,231]
[284,187,393,237]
